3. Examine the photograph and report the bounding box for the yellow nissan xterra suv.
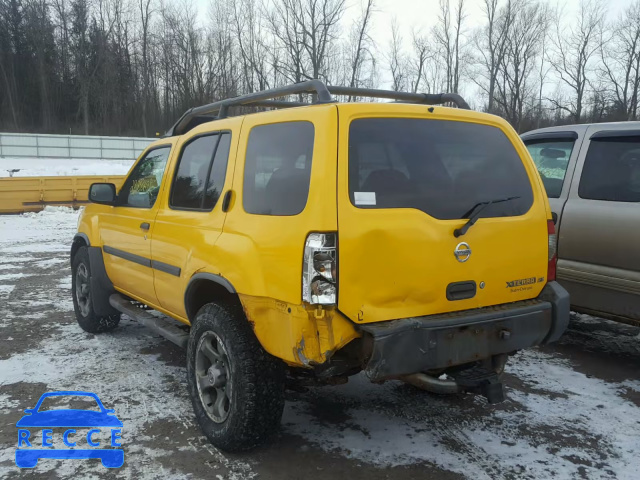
[71,81,569,452]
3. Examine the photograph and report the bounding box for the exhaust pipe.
[399,373,461,395]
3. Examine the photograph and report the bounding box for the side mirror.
[89,183,117,205]
[551,211,558,225]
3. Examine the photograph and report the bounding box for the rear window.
[579,136,640,202]
[524,138,575,198]
[348,118,533,220]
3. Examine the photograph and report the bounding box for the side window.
[243,121,315,216]
[118,146,171,208]
[524,138,575,198]
[171,133,231,210]
[579,136,640,202]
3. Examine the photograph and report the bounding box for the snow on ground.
[0,208,639,479]
[0,157,133,177]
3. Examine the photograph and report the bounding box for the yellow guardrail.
[0,175,125,214]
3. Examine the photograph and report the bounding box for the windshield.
[348,118,533,220]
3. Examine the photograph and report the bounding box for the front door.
[100,145,173,304]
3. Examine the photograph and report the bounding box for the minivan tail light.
[302,233,337,305]
[547,220,557,282]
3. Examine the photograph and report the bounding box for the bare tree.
[269,0,345,83]
[346,0,375,98]
[494,0,548,131]
[387,18,407,91]
[433,0,467,93]
[599,0,640,120]
[548,0,605,123]
[474,0,514,113]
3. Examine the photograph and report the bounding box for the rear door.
[151,118,241,319]
[557,126,640,322]
[522,129,585,226]
[337,104,549,324]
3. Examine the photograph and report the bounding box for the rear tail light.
[547,219,557,282]
[302,233,337,305]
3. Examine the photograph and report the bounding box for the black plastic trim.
[87,247,119,316]
[589,129,640,139]
[187,273,236,293]
[73,233,90,247]
[103,245,151,267]
[361,282,570,381]
[446,281,477,301]
[151,260,181,277]
[103,245,182,277]
[521,131,579,142]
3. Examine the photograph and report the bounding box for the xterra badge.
[506,277,537,288]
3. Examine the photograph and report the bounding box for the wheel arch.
[71,233,90,261]
[184,273,241,321]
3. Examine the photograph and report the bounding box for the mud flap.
[87,247,119,317]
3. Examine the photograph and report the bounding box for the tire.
[186,302,285,452]
[71,246,120,333]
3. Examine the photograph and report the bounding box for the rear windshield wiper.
[454,196,521,238]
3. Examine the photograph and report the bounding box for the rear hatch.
[337,104,549,324]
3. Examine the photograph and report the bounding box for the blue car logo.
[16,391,123,468]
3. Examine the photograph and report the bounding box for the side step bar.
[109,293,189,348]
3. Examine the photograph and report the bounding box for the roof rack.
[165,79,470,137]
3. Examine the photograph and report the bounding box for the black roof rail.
[164,80,470,136]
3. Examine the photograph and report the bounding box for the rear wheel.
[186,302,285,452]
[71,246,120,333]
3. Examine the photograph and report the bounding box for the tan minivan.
[523,122,640,326]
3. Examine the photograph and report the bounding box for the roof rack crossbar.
[327,86,470,110]
[165,80,470,136]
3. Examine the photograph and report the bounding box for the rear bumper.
[361,282,570,381]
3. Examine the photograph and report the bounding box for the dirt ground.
[1,208,639,479]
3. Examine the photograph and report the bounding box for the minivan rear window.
[348,118,533,220]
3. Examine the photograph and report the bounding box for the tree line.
[0,0,639,137]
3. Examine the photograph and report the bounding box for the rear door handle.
[140,222,150,231]
[222,190,233,212]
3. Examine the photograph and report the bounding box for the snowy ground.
[1,208,639,479]
[0,157,133,177]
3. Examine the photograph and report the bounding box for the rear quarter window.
[243,121,314,216]
[348,118,533,220]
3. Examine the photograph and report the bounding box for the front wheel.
[71,246,120,333]
[186,302,285,452]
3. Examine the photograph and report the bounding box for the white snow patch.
[0,273,28,281]
[33,258,68,269]
[283,350,639,479]
[0,284,14,297]
[0,320,255,478]
[0,157,133,177]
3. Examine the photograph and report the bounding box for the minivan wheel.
[71,246,120,333]
[186,303,285,452]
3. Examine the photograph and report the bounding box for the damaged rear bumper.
[361,282,570,381]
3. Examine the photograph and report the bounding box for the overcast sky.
[193,0,635,96]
